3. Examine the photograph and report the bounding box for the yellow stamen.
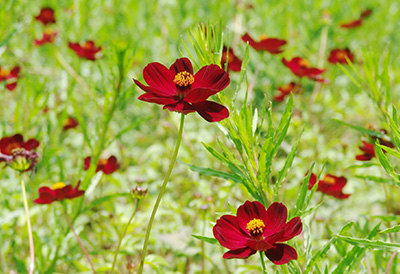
[52,182,66,190]
[82,41,92,49]
[246,218,265,236]
[173,71,194,87]
[258,35,268,40]
[0,69,10,78]
[323,175,336,185]
[299,58,310,68]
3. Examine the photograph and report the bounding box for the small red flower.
[360,9,372,19]
[241,33,287,54]
[84,156,120,174]
[274,82,301,102]
[213,201,302,264]
[35,7,56,25]
[221,46,242,72]
[134,57,230,122]
[68,41,102,61]
[34,182,85,204]
[0,65,20,91]
[355,140,375,161]
[328,48,354,64]
[282,57,325,82]
[34,29,57,46]
[63,117,79,131]
[340,19,363,28]
[308,173,350,199]
[0,134,39,171]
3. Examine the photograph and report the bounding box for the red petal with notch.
[192,101,229,122]
[265,244,298,265]
[169,57,193,75]
[143,62,176,96]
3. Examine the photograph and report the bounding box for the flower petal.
[279,217,303,242]
[169,57,193,75]
[236,201,268,236]
[134,78,175,97]
[103,156,120,174]
[163,101,196,114]
[191,64,230,91]
[263,202,288,237]
[246,239,274,252]
[223,247,256,259]
[143,62,176,95]
[265,243,298,265]
[24,139,40,150]
[213,214,249,250]
[138,92,178,105]
[192,101,229,122]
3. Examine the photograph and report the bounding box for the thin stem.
[111,199,140,274]
[20,175,35,274]
[385,252,397,274]
[259,251,268,274]
[61,203,98,274]
[137,114,185,274]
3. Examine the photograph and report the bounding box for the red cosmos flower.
[328,48,354,64]
[241,33,287,54]
[68,41,102,61]
[282,57,325,82]
[84,156,120,174]
[355,140,375,161]
[0,65,20,91]
[133,57,230,122]
[34,29,57,46]
[340,19,363,28]
[63,117,79,131]
[221,46,242,72]
[0,134,39,171]
[361,9,372,19]
[35,7,56,25]
[274,82,301,102]
[308,173,350,199]
[213,201,302,264]
[34,182,85,204]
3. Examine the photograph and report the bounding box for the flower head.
[213,201,302,265]
[282,57,325,82]
[0,65,20,91]
[355,140,375,161]
[221,46,242,72]
[34,182,85,204]
[340,19,363,28]
[35,7,56,25]
[241,33,287,54]
[308,173,350,199]
[84,156,120,174]
[361,9,372,19]
[34,29,57,46]
[274,82,301,102]
[63,117,79,131]
[134,57,230,122]
[328,48,354,64]
[68,41,102,61]
[0,134,39,172]
[130,186,148,199]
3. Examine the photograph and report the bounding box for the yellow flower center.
[246,218,265,236]
[258,35,268,40]
[0,69,10,78]
[336,51,347,60]
[299,58,310,68]
[323,175,336,185]
[52,182,66,190]
[173,71,194,87]
[44,28,54,35]
[82,42,92,49]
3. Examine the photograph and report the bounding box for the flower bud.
[130,186,148,199]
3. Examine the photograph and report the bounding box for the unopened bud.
[130,186,148,199]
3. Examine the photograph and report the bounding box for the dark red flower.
[35,7,56,25]
[340,19,363,28]
[0,66,20,91]
[241,33,287,54]
[328,48,354,64]
[34,29,57,46]
[134,57,230,122]
[68,41,102,61]
[213,201,302,264]
[274,82,301,102]
[84,156,120,174]
[221,46,242,72]
[355,140,375,161]
[63,117,79,131]
[0,134,39,171]
[282,57,325,82]
[34,182,85,204]
[360,9,372,19]
[308,173,350,199]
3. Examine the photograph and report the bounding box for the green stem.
[137,114,185,274]
[259,251,268,274]
[61,203,98,274]
[20,175,35,274]
[111,199,140,274]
